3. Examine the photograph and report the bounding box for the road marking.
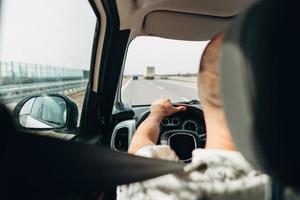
[157,79,197,90]
[181,97,189,101]
[157,86,164,90]
[122,78,133,92]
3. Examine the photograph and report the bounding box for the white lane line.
[157,80,197,90]
[121,78,133,92]
[157,86,164,90]
[181,97,189,101]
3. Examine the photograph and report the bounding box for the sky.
[0,0,96,69]
[0,0,209,74]
[124,37,209,75]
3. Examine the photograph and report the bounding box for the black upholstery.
[0,104,17,198]
[0,103,184,198]
[0,104,16,142]
[221,0,300,190]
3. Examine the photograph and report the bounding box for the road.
[3,76,198,115]
[122,78,198,105]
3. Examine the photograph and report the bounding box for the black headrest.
[221,0,300,189]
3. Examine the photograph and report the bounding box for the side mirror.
[13,94,78,133]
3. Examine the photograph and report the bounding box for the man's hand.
[128,98,186,154]
[149,98,187,122]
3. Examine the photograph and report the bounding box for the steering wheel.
[136,105,206,162]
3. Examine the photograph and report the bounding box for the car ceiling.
[116,0,257,41]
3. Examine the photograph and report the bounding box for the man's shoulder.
[189,148,253,172]
[118,146,269,200]
[135,145,251,167]
[184,149,269,199]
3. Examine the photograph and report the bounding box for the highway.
[122,77,198,105]
[3,76,198,117]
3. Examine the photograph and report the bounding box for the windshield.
[122,36,209,105]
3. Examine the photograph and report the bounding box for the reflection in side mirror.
[19,96,67,129]
[13,94,78,132]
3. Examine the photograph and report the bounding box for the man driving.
[117,33,269,200]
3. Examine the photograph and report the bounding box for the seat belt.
[1,103,184,197]
[4,131,184,198]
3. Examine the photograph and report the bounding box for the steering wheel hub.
[160,129,201,162]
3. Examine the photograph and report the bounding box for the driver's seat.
[221,0,300,198]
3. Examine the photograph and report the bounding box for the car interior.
[1,0,299,199]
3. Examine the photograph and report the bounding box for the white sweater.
[117,145,270,200]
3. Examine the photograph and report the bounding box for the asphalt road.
[3,76,198,121]
[122,78,198,105]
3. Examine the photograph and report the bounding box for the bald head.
[198,32,224,108]
[197,32,235,151]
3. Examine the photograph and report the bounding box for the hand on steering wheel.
[149,98,187,122]
[149,99,205,162]
[131,98,205,159]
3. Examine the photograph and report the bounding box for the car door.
[0,0,97,139]
[0,0,130,145]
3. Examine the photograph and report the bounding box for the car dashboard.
[111,104,206,157]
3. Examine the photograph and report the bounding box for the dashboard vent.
[114,127,129,152]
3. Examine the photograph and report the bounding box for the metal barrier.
[0,60,90,103]
[0,61,86,81]
[0,79,88,103]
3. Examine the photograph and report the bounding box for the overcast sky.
[124,37,208,75]
[0,0,96,69]
[0,0,209,74]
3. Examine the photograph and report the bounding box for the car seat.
[220,0,300,199]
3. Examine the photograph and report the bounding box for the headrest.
[220,0,300,189]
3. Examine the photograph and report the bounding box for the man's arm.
[128,98,186,154]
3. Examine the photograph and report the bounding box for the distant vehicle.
[143,66,155,80]
[161,76,168,80]
[133,75,138,80]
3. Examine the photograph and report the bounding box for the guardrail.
[0,79,88,103]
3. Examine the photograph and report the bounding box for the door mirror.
[19,96,67,128]
[13,94,78,132]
